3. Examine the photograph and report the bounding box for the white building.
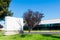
[39,19,60,25]
[4,16,23,35]
[4,16,60,35]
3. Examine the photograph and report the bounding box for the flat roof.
[39,19,60,25]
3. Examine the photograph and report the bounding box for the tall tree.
[23,10,44,32]
[0,0,13,21]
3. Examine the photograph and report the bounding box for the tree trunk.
[29,27,32,33]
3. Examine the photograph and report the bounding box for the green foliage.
[0,0,13,21]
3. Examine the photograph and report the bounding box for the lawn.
[0,31,60,40]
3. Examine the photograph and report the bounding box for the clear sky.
[9,0,60,20]
[0,0,60,26]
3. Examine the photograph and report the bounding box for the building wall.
[4,16,23,35]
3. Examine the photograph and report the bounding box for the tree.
[0,24,3,28]
[0,0,13,21]
[23,10,44,32]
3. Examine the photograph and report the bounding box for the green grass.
[0,31,60,40]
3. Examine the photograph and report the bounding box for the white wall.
[4,16,23,35]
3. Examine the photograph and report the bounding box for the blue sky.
[9,0,60,20]
[0,0,60,26]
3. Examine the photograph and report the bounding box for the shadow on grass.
[42,34,60,39]
[20,34,26,37]
[20,34,32,38]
